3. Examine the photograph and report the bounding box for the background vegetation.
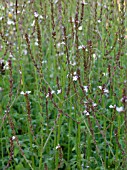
[0,0,127,169]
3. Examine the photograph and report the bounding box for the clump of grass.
[0,0,127,169]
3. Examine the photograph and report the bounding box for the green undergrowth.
[0,0,127,170]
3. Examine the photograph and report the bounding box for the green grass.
[0,0,127,169]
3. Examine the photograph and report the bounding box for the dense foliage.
[0,0,127,169]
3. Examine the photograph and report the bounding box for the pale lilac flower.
[73,75,78,81]
[34,11,39,18]
[23,49,27,55]
[98,19,101,23]
[116,106,124,112]
[121,97,127,103]
[104,88,109,93]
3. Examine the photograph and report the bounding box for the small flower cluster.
[98,86,109,94]
[83,100,97,116]
[109,105,124,113]
[20,91,31,95]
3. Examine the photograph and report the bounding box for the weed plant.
[0,0,127,169]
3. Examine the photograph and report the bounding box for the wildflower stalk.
[24,93,35,168]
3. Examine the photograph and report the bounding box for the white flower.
[61,41,65,45]
[121,97,127,103]
[103,72,108,76]
[7,19,14,25]
[98,86,109,93]
[54,0,58,3]
[20,91,31,95]
[86,166,89,168]
[9,53,14,58]
[34,11,39,18]
[93,54,96,59]
[78,26,82,31]
[98,86,102,90]
[57,42,61,48]
[109,105,116,109]
[12,136,15,140]
[26,91,31,94]
[56,144,61,149]
[0,59,4,64]
[0,87,3,91]
[84,86,88,93]
[20,91,25,95]
[92,102,97,107]
[81,1,88,5]
[70,61,76,66]
[104,88,109,93]
[83,110,89,116]
[57,89,62,94]
[116,106,124,112]
[42,60,47,64]
[3,61,9,70]
[98,20,101,23]
[74,71,77,75]
[23,49,27,55]
[51,90,55,94]
[35,42,39,46]
[46,93,49,98]
[19,70,22,74]
[73,75,78,81]
[39,15,43,19]
[72,106,74,110]
[78,45,85,50]
[31,20,35,27]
